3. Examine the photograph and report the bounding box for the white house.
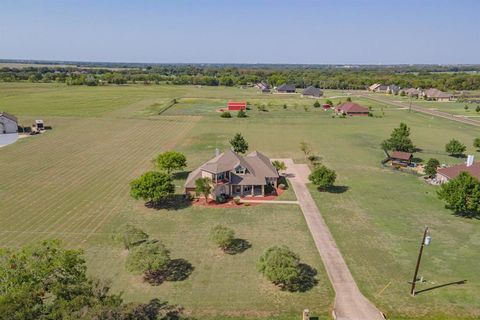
[0,112,18,134]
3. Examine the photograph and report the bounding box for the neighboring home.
[387,85,401,95]
[436,155,480,183]
[276,84,296,93]
[255,82,270,93]
[369,84,389,93]
[302,86,323,98]
[423,88,453,102]
[0,112,18,134]
[185,150,280,199]
[323,104,332,111]
[400,88,422,97]
[227,101,247,111]
[335,102,370,116]
[390,151,413,167]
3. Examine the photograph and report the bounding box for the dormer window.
[235,165,246,175]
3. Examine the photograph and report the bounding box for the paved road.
[359,93,480,127]
[276,159,384,320]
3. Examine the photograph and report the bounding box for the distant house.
[436,155,479,183]
[390,151,413,166]
[255,82,270,93]
[369,84,389,93]
[276,84,296,93]
[302,86,323,98]
[387,85,401,95]
[423,88,453,102]
[227,101,247,111]
[335,102,369,116]
[323,104,332,110]
[0,112,18,134]
[185,150,279,199]
[400,88,422,97]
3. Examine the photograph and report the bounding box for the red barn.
[227,101,247,111]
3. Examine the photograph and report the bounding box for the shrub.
[309,165,336,190]
[126,241,171,274]
[237,109,247,118]
[424,158,440,177]
[257,246,300,289]
[210,225,235,251]
[233,196,241,205]
[313,101,321,108]
[215,194,228,204]
[283,104,287,109]
[278,183,286,190]
[220,111,232,118]
[476,106,480,113]
[113,224,149,249]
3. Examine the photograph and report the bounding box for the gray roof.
[424,88,452,99]
[185,150,279,188]
[277,84,296,92]
[303,86,323,97]
[0,112,18,123]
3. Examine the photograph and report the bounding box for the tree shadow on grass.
[284,263,318,292]
[146,195,192,211]
[172,171,190,180]
[144,259,194,286]
[134,298,185,320]
[324,185,349,194]
[415,280,467,295]
[224,239,251,255]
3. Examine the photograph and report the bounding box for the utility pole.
[410,226,430,296]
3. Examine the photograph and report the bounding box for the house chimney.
[467,155,474,167]
[215,148,220,157]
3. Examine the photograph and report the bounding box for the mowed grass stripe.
[0,117,199,246]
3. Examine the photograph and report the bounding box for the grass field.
[1,83,480,319]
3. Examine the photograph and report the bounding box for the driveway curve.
[276,159,384,320]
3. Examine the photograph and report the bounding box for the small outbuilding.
[302,86,323,98]
[335,102,369,116]
[390,151,413,166]
[276,84,296,93]
[227,101,247,111]
[0,112,18,134]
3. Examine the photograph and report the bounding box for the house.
[227,101,247,111]
[185,150,280,199]
[335,102,370,116]
[323,104,332,111]
[387,85,401,95]
[302,86,323,98]
[255,82,270,93]
[400,88,422,97]
[276,84,296,93]
[390,151,413,166]
[369,84,389,93]
[423,88,453,102]
[0,112,18,134]
[436,155,480,183]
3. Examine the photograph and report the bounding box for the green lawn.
[1,83,480,319]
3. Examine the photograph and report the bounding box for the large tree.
[474,137,480,150]
[229,133,249,154]
[130,171,175,205]
[381,122,415,152]
[0,240,176,319]
[155,151,187,174]
[126,241,171,274]
[445,139,466,157]
[308,165,336,190]
[438,172,480,217]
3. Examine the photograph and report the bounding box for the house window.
[235,166,245,175]
[217,172,225,180]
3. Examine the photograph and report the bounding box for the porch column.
[251,185,254,196]
[261,185,264,196]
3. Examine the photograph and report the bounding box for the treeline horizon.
[1,60,480,91]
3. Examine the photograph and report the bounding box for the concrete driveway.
[276,159,384,320]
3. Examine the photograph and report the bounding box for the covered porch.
[231,184,265,197]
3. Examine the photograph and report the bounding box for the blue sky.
[1,0,479,64]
